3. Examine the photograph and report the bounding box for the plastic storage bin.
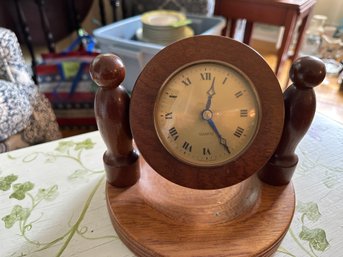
[93,14,225,91]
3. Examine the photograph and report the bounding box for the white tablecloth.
[1,113,342,257]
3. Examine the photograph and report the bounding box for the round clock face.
[154,61,260,167]
[130,35,284,189]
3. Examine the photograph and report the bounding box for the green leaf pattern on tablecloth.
[280,201,330,257]
[0,174,18,191]
[299,226,329,252]
[297,201,321,223]
[10,181,34,200]
[1,113,341,257]
[74,138,96,150]
[1,138,117,257]
[69,169,91,182]
[276,114,343,257]
[55,140,75,153]
[297,202,329,252]
[35,185,59,202]
[2,205,30,229]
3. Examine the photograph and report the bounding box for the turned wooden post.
[259,56,326,185]
[90,54,140,187]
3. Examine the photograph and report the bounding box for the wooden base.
[106,158,295,257]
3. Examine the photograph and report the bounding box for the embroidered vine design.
[1,139,117,257]
[278,201,329,257]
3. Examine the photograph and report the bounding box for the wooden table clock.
[89,35,326,256]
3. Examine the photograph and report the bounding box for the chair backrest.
[0,0,99,83]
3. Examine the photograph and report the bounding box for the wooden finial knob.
[90,53,139,187]
[90,53,125,88]
[289,56,326,89]
[259,56,326,186]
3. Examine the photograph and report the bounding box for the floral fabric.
[0,28,36,141]
[0,27,61,152]
[0,80,32,141]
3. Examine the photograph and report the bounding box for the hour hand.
[205,77,216,110]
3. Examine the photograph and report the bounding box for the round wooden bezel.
[130,35,284,189]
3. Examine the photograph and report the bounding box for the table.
[214,0,316,76]
[1,113,342,257]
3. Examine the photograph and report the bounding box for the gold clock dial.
[154,61,260,167]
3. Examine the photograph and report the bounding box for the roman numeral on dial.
[235,91,243,98]
[203,147,211,155]
[182,141,192,152]
[240,109,248,117]
[166,92,177,98]
[181,77,192,86]
[169,127,179,141]
[200,72,211,80]
[233,127,245,138]
[164,112,173,119]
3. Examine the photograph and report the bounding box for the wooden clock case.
[89,36,326,257]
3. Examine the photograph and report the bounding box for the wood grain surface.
[106,157,295,257]
[130,35,284,189]
[91,36,297,256]
[259,56,326,185]
[91,54,140,187]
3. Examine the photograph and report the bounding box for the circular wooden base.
[106,160,295,257]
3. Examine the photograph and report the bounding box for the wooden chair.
[0,0,95,82]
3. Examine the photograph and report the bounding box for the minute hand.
[207,118,231,154]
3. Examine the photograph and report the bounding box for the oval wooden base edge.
[106,166,295,257]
